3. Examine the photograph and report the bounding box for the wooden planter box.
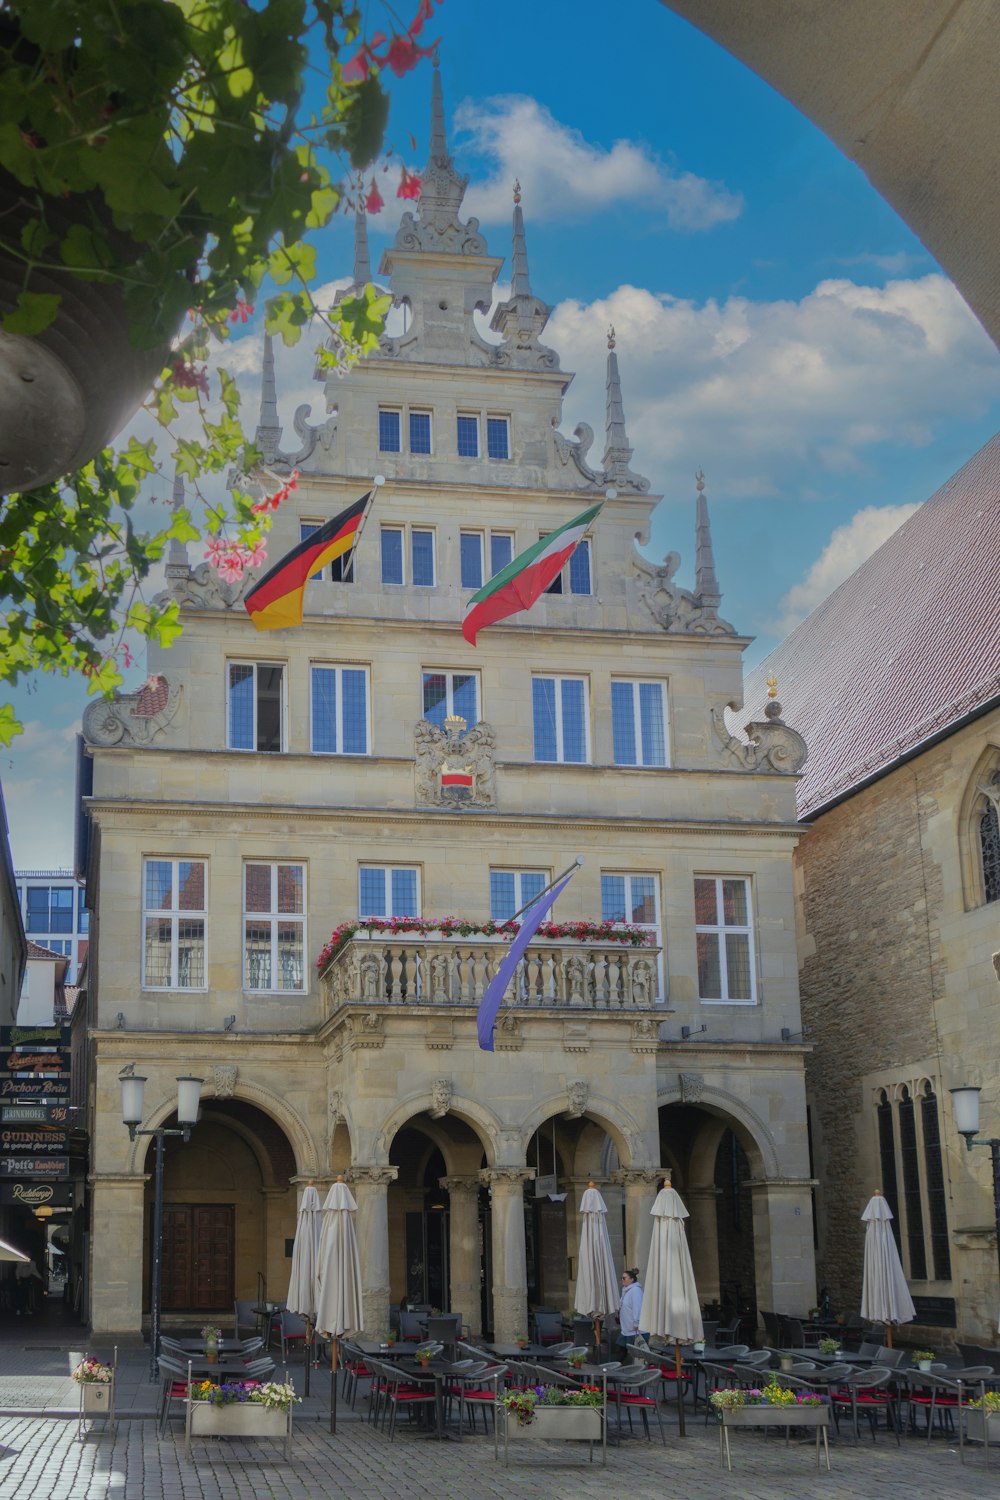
[719,1405,830,1472]
[497,1403,606,1466]
[185,1400,292,1460]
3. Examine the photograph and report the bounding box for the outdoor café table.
[395,1358,468,1440]
[780,1348,876,1366]
[486,1343,551,1361]
[176,1353,274,1380]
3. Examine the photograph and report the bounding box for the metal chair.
[856,1340,881,1358]
[874,1346,906,1368]
[234,1298,257,1337]
[156,1354,189,1437]
[533,1311,565,1345]
[830,1367,900,1444]
[714,1344,750,1359]
[277,1310,308,1362]
[374,1357,438,1440]
[399,1310,426,1341]
[903,1367,992,1440]
[607,1366,666,1444]
[444,1360,503,1437]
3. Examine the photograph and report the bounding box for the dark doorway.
[160,1204,234,1311]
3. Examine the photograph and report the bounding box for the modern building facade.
[15,870,88,984]
[744,432,1000,1342]
[81,74,817,1342]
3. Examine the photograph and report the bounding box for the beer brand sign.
[0,1156,69,1178]
[0,1180,73,1207]
[1,1104,69,1124]
[1,1129,69,1153]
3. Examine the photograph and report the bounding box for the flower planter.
[498,1403,606,1466]
[0,171,167,493]
[964,1409,1000,1446]
[185,1400,292,1460]
[77,1376,115,1440]
[719,1405,830,1472]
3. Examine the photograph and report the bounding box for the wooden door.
[159,1204,234,1311]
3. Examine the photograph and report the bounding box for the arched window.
[898,1087,927,1279]
[921,1083,951,1280]
[876,1090,901,1252]
[981,797,1000,904]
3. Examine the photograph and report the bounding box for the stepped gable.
[743,432,1000,819]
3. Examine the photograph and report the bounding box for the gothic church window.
[981,798,1000,903]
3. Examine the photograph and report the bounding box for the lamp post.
[949,1085,1000,1285]
[120,1069,204,1381]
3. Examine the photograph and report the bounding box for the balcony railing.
[321,933,661,1014]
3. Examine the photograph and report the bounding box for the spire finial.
[513,179,521,205]
[255,333,282,464]
[429,62,447,163]
[767,674,779,699]
[603,330,629,461]
[353,175,371,287]
[166,467,190,571]
[607,324,616,350]
[694,469,721,615]
[510,190,532,300]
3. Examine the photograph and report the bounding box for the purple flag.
[477,872,577,1051]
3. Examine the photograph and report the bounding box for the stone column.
[440,1175,481,1335]
[348,1165,398,1337]
[748,1177,817,1314]
[480,1167,533,1343]
[613,1168,666,1274]
[88,1173,148,1340]
[686,1185,722,1303]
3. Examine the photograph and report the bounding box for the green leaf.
[0,703,22,748]
[2,291,61,337]
[342,77,390,171]
[166,507,200,544]
[264,290,311,346]
[334,285,392,351]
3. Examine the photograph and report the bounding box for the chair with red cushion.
[903,1367,992,1440]
[829,1368,900,1444]
[156,1354,190,1437]
[444,1360,504,1437]
[606,1367,664,1444]
[376,1359,437,1440]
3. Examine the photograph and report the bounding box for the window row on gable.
[225,662,670,768]
[378,406,510,461]
[141,854,758,1005]
[300,519,593,595]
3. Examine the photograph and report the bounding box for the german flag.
[244,492,372,631]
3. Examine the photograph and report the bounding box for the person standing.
[15,1256,42,1316]
[617,1266,644,1352]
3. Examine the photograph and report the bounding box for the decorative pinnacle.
[767,674,779,699]
[694,468,720,611]
[607,324,616,350]
[429,62,447,163]
[353,175,371,286]
[695,469,705,492]
[513,179,521,205]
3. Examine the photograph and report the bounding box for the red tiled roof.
[743,432,1000,819]
[26,940,66,961]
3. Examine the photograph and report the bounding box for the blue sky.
[6,0,1000,867]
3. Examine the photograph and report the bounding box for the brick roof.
[26,940,66,961]
[744,432,1000,819]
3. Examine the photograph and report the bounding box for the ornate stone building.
[81,74,815,1342]
[744,432,1000,1342]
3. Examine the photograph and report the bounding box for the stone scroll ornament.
[711,678,808,775]
[414,715,496,808]
[82,674,180,746]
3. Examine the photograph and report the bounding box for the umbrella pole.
[886,1324,893,1349]
[329,1336,338,1435]
[304,1318,311,1397]
[593,1316,602,1361]
[675,1340,686,1437]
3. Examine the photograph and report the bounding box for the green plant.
[499,1384,603,1427]
[71,1356,113,1384]
[0,0,440,742]
[709,1388,746,1411]
[968,1391,1000,1412]
[819,1337,840,1353]
[191,1378,299,1410]
[912,1350,936,1363]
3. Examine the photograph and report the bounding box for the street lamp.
[119,1068,204,1380]
[949,1085,1000,1284]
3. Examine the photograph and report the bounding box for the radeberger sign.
[0,1181,73,1207]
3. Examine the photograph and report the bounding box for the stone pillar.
[259,1186,288,1302]
[440,1175,481,1335]
[88,1173,148,1339]
[613,1168,666,1274]
[686,1185,722,1302]
[348,1165,398,1337]
[748,1177,817,1314]
[480,1167,533,1343]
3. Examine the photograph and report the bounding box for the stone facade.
[797,706,1000,1341]
[81,74,815,1343]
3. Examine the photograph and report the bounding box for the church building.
[80,72,816,1343]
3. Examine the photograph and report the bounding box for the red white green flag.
[461,502,603,645]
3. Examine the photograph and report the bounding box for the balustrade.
[321,934,660,1014]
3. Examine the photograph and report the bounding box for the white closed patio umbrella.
[642,1181,703,1437]
[860,1190,915,1347]
[286,1183,322,1394]
[0,1237,29,1262]
[314,1176,364,1433]
[573,1182,620,1354]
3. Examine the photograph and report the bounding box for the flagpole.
[342,475,381,578]
[509,857,584,921]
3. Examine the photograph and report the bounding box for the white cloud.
[456,96,743,230]
[766,503,920,636]
[4,717,81,868]
[546,273,1000,502]
[836,251,927,274]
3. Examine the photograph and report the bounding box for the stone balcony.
[320,932,662,1015]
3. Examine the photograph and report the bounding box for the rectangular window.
[359,865,420,918]
[898,1088,928,1279]
[300,522,354,583]
[545,536,592,595]
[490,532,514,576]
[243,862,305,992]
[601,872,662,998]
[422,670,480,728]
[142,858,206,990]
[77,888,89,934]
[409,410,432,454]
[411,529,435,586]
[227,662,285,752]
[456,414,479,458]
[695,876,756,1004]
[532,676,589,763]
[460,532,484,590]
[378,408,401,452]
[310,666,369,754]
[489,869,548,921]
[611,680,668,767]
[381,527,404,585]
[486,416,510,460]
[26,886,74,935]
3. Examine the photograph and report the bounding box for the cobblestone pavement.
[0,1342,997,1499]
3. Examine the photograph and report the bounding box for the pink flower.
[397,166,422,200]
[229,299,254,324]
[365,179,385,214]
[170,360,210,396]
